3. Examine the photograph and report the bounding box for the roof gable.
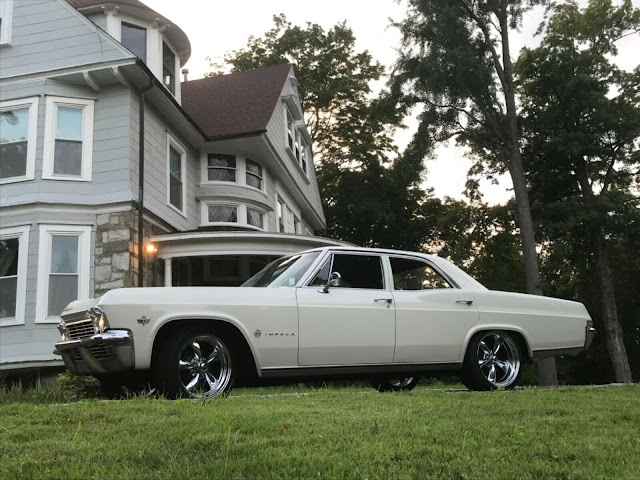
[181,64,293,140]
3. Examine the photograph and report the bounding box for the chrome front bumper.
[54,330,134,376]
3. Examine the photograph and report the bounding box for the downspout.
[137,76,154,287]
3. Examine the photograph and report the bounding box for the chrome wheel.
[476,332,520,388]
[389,377,415,388]
[178,335,232,399]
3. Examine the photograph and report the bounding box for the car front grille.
[71,345,115,362]
[66,318,96,340]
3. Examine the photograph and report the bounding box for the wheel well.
[464,329,532,363]
[151,319,259,382]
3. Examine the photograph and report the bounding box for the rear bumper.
[54,330,134,376]
[585,321,596,351]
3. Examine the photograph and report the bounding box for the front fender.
[136,311,261,371]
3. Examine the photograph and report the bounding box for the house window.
[43,97,94,182]
[1,97,38,183]
[163,42,176,95]
[36,225,91,323]
[247,207,265,229]
[293,216,301,234]
[286,109,295,150]
[0,0,14,46]
[207,154,236,182]
[277,198,285,232]
[167,133,186,215]
[245,159,263,190]
[294,130,301,162]
[0,225,29,327]
[300,137,308,174]
[208,205,238,223]
[121,22,146,61]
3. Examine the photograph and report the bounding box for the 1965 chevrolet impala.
[55,247,595,398]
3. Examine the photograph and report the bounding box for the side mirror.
[322,272,341,293]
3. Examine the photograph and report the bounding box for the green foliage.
[212,15,431,250]
[0,385,638,479]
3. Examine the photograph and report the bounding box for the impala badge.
[254,329,261,338]
[137,315,150,325]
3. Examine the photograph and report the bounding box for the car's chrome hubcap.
[477,332,520,387]
[178,335,232,399]
[389,377,415,388]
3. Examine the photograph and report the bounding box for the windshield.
[242,251,321,287]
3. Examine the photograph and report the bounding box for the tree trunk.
[508,156,558,386]
[498,8,557,386]
[574,161,633,383]
[593,231,633,382]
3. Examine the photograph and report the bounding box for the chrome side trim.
[260,362,462,378]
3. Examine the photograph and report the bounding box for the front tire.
[153,330,235,399]
[370,376,420,392]
[461,331,521,391]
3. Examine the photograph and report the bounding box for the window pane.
[56,106,83,141]
[390,257,452,290]
[163,42,175,94]
[121,23,146,61]
[208,205,237,223]
[170,174,182,210]
[53,140,82,175]
[51,235,78,274]
[246,173,262,189]
[331,254,384,289]
[246,159,262,176]
[247,208,264,228]
[48,274,78,317]
[309,258,331,286]
[0,276,17,318]
[0,141,27,178]
[169,146,182,178]
[208,168,236,182]
[208,154,235,168]
[0,108,29,143]
[0,237,19,277]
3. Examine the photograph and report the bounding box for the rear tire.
[370,376,420,392]
[461,331,521,391]
[153,329,235,399]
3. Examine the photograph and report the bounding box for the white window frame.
[0,225,29,327]
[0,0,14,47]
[204,153,237,184]
[276,196,286,233]
[245,158,265,192]
[35,224,91,324]
[43,96,94,182]
[0,96,38,184]
[166,132,187,217]
[200,202,266,231]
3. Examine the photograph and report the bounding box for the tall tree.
[516,0,640,382]
[211,15,432,251]
[390,0,557,384]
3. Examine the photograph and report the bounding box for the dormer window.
[163,42,176,95]
[121,22,146,62]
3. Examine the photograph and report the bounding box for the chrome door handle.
[456,300,473,305]
[374,298,393,304]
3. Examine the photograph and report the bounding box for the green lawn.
[0,384,638,479]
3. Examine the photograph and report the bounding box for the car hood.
[61,296,102,318]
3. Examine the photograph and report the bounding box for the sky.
[145,0,640,205]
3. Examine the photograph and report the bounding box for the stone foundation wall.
[94,209,164,297]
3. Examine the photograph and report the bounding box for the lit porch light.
[145,243,158,254]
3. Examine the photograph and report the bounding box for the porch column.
[164,258,172,287]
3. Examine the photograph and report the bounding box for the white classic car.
[55,247,595,398]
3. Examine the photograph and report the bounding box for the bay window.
[43,96,94,181]
[0,97,38,183]
[208,204,238,224]
[121,22,147,61]
[163,42,176,95]
[245,159,263,190]
[207,154,236,182]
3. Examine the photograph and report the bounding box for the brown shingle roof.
[181,64,293,141]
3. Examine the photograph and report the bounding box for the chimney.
[181,69,189,82]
